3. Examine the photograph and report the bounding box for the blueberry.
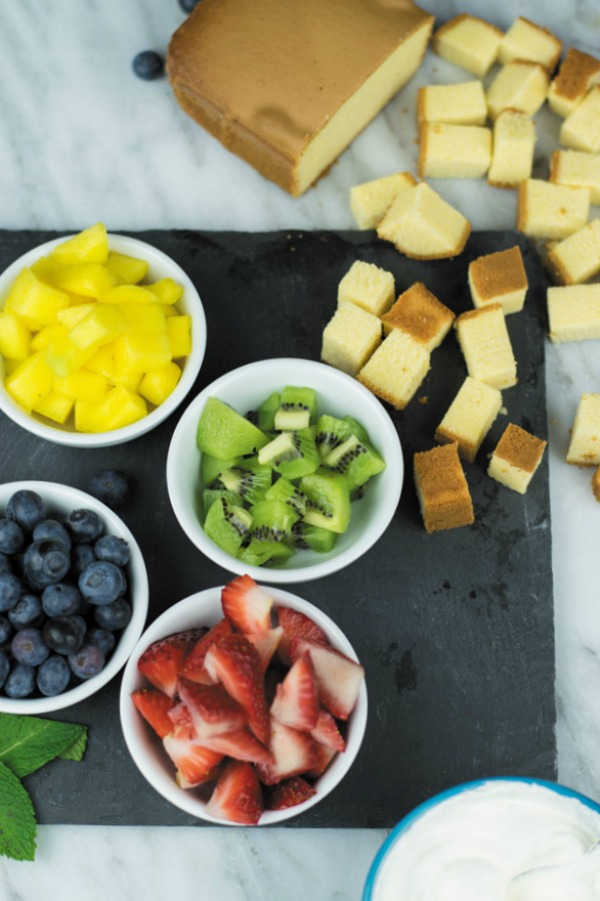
[8,593,43,629]
[23,540,71,589]
[87,469,130,509]
[94,535,130,567]
[70,543,96,574]
[6,490,46,533]
[4,663,36,698]
[0,573,23,612]
[0,518,24,555]
[132,50,164,81]
[43,615,85,656]
[87,627,116,657]
[36,654,71,696]
[66,509,104,544]
[0,615,13,647]
[33,519,72,550]
[0,650,9,689]
[79,561,125,605]
[94,598,132,631]
[68,643,105,680]
[11,627,49,666]
[41,583,82,617]
[179,0,201,11]
[0,552,12,575]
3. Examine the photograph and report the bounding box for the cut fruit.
[237,540,295,567]
[278,386,317,421]
[218,457,272,506]
[131,688,176,739]
[253,391,280,432]
[196,396,269,458]
[256,718,318,786]
[182,618,233,684]
[257,428,320,480]
[199,728,272,766]
[205,760,263,825]
[203,497,253,556]
[50,223,109,265]
[323,434,386,490]
[264,477,308,516]
[277,606,329,666]
[264,776,317,811]
[289,637,364,721]
[202,488,243,516]
[201,452,242,487]
[291,521,337,553]
[221,574,274,635]
[163,728,224,788]
[177,677,247,739]
[136,629,205,698]
[247,627,283,673]
[314,414,354,459]
[248,498,299,542]
[270,652,319,732]
[300,468,352,533]
[311,709,346,752]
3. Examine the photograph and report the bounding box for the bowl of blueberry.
[0,480,148,713]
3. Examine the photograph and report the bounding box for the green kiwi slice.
[265,477,308,515]
[248,498,299,542]
[202,488,243,517]
[273,386,317,431]
[300,468,351,533]
[257,427,320,480]
[292,521,338,553]
[218,457,273,506]
[323,434,386,489]
[238,539,294,567]
[314,414,354,459]
[201,452,243,487]
[196,397,269,458]
[203,496,253,555]
[245,391,281,433]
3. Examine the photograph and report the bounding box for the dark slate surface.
[0,229,555,828]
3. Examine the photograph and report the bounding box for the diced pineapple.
[139,361,182,406]
[0,310,31,360]
[104,252,149,285]
[54,368,109,403]
[159,303,177,318]
[101,284,157,305]
[5,351,55,412]
[33,390,74,425]
[56,303,95,329]
[5,268,70,330]
[51,262,117,298]
[2,359,20,376]
[45,326,96,377]
[114,332,172,375]
[118,303,167,333]
[30,256,61,285]
[68,304,126,350]
[146,278,184,305]
[86,344,117,381]
[49,223,109,265]
[30,325,61,352]
[75,386,147,432]
[166,315,192,357]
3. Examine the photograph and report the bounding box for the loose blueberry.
[66,509,104,544]
[43,615,86,656]
[4,663,36,698]
[23,540,71,589]
[0,615,13,648]
[0,518,24,555]
[11,627,50,666]
[0,552,12,575]
[87,469,130,509]
[79,561,126,605]
[87,627,116,657]
[0,573,23,612]
[0,650,9,689]
[33,519,72,550]
[41,583,82,618]
[36,654,72,696]
[68,643,105,680]
[94,535,130,567]
[132,50,164,80]
[94,598,132,631]
[6,490,46,533]
[70,543,96,574]
[8,593,43,629]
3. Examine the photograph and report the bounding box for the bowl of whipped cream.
[363,777,600,901]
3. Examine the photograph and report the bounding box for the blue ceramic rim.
[362,776,600,900]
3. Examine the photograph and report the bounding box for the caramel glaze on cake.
[167,0,434,196]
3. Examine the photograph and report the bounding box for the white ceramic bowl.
[166,358,403,582]
[0,233,206,447]
[0,480,149,714]
[120,584,368,826]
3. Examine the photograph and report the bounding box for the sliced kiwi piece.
[245,391,281,433]
[265,477,308,516]
[257,427,320,480]
[300,468,351,534]
[248,498,299,542]
[273,386,318,432]
[292,521,338,553]
[238,539,294,567]
[218,457,273,506]
[314,414,354,460]
[323,434,386,489]
[201,452,243,487]
[274,407,311,431]
[202,488,243,517]
[196,397,269,458]
[203,497,253,556]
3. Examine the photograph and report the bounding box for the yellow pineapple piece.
[68,304,126,350]
[51,262,117,298]
[114,332,172,375]
[146,278,184,305]
[86,345,117,381]
[159,303,177,318]
[5,352,55,412]
[167,315,192,357]
[104,252,149,285]
[30,325,61,352]
[54,368,109,403]
[118,303,167,333]
[56,303,95,329]
[139,361,182,406]
[45,326,96,377]
[5,268,69,330]
[49,223,109,265]
[74,400,102,432]
[78,386,147,432]
[30,256,61,285]
[101,284,157,305]
[33,390,74,425]
[0,310,31,360]
[3,359,20,376]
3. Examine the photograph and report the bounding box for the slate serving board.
[0,228,555,829]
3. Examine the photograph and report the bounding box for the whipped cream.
[372,781,600,901]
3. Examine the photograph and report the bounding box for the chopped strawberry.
[247,626,283,673]
[131,688,176,739]
[177,677,247,739]
[137,629,204,698]
[205,759,263,825]
[167,701,194,732]
[256,718,318,786]
[221,574,274,635]
[204,634,270,745]
[277,606,328,664]
[270,652,319,733]
[306,743,337,779]
[310,709,346,753]
[290,637,364,721]
[182,619,233,684]
[264,776,317,811]
[163,729,223,788]
[201,728,273,766]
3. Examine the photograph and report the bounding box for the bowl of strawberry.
[119,574,367,825]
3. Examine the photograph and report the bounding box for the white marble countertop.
[1,1,600,898]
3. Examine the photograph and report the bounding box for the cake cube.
[350,172,417,230]
[418,123,492,179]
[454,304,517,390]
[414,442,474,533]
[487,110,536,188]
[435,376,502,463]
[550,150,600,204]
[567,394,600,466]
[417,81,487,125]
[498,17,562,71]
[357,329,430,410]
[486,61,550,121]
[545,220,600,286]
[560,86,600,153]
[321,301,382,376]
[431,14,503,78]
[380,282,455,351]
[592,466,600,501]
[488,423,547,494]
[377,183,471,260]
[468,245,528,315]
[517,179,590,240]
[548,48,600,118]
[547,284,600,342]
[337,260,395,316]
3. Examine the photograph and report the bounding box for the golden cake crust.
[493,423,546,472]
[381,282,454,347]
[469,246,528,302]
[550,48,600,105]
[414,442,474,533]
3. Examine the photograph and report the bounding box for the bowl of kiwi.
[166,358,403,582]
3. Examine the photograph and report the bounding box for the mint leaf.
[59,728,88,762]
[0,712,88,778]
[0,761,36,861]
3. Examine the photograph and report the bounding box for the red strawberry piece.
[182,619,233,684]
[247,626,283,673]
[289,637,364,721]
[264,776,317,811]
[277,606,328,664]
[306,743,337,779]
[167,700,194,733]
[204,633,270,746]
[131,688,176,739]
[205,759,263,825]
[201,728,273,766]
[163,729,223,788]
[137,629,205,698]
[221,574,274,635]
[256,718,318,786]
[177,677,247,739]
[270,652,319,733]
[310,709,346,753]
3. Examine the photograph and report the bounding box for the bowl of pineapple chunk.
[0,224,206,446]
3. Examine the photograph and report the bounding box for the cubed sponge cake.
[380,282,455,351]
[455,304,517,390]
[498,17,562,71]
[417,81,487,125]
[357,329,430,410]
[414,442,474,533]
[487,109,536,188]
[547,284,600,342]
[468,245,528,315]
[167,0,434,197]
[435,376,502,463]
[338,260,395,316]
[350,172,417,230]
[418,123,492,179]
[550,150,600,205]
[486,61,550,121]
[321,301,382,376]
[567,394,600,466]
[545,220,600,286]
[517,179,590,240]
[432,14,503,78]
[560,86,600,154]
[488,423,547,494]
[377,183,471,260]
[548,48,600,118]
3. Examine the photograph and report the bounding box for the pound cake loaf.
[488,423,547,494]
[414,442,475,533]
[167,0,434,196]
